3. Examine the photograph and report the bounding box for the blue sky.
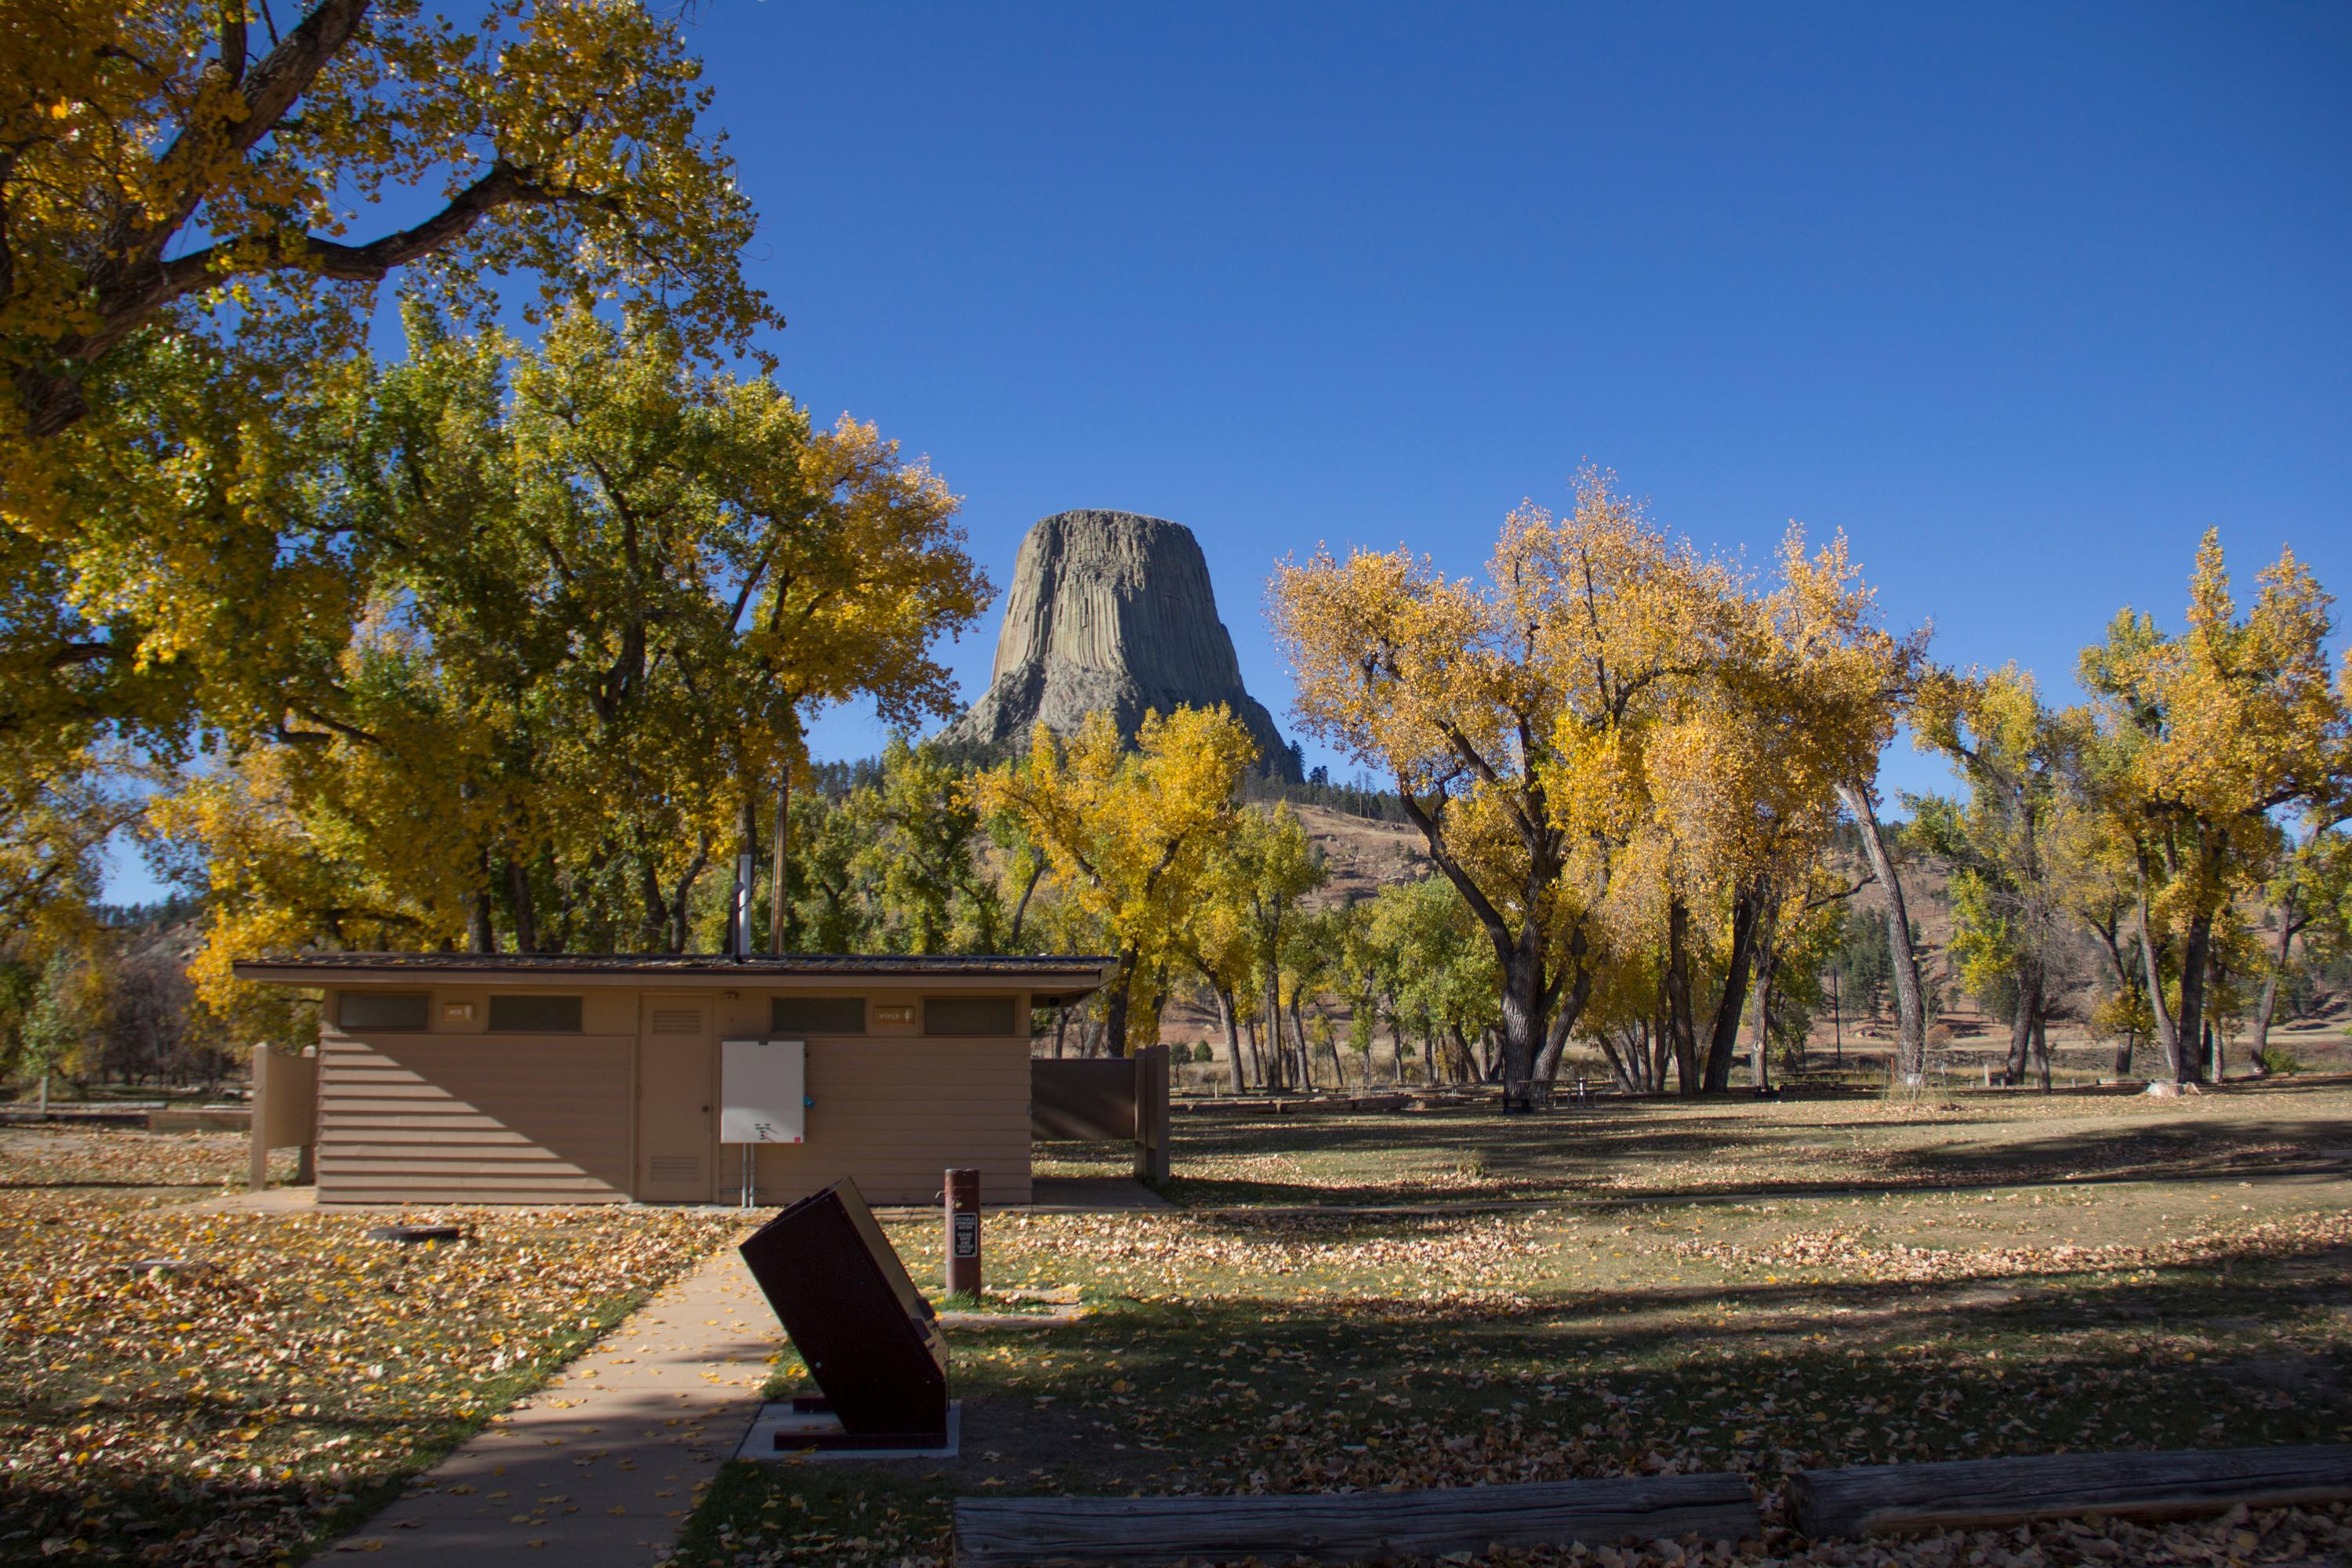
[713,3,2350,765]
[107,2,2352,898]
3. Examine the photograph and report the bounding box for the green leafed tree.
[1909,666,2102,1091]
[161,310,985,1018]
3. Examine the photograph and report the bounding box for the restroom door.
[637,996,713,1201]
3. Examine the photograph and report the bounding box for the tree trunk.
[505,857,539,954]
[1837,783,1928,1084]
[1103,948,1138,1058]
[2135,864,2181,1080]
[1830,970,1842,1065]
[2004,968,2034,1086]
[1300,1014,1316,1090]
[2087,917,2138,1079]
[1262,960,1285,1091]
[1213,986,1245,1093]
[1053,1004,1069,1059]
[464,833,500,953]
[1596,1033,1631,1092]
[1703,881,1766,1092]
[1006,860,1046,953]
[2025,967,2049,1092]
[1533,945,1593,1085]
[1748,946,1775,1092]
[769,715,795,956]
[2176,912,2212,1085]
[1664,898,1700,1095]
[467,887,497,956]
[2251,893,2296,1070]
[638,856,669,952]
[670,837,710,955]
[1495,943,1545,1088]
[2249,970,2278,1075]
[1536,1007,1572,1085]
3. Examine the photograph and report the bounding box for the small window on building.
[336,992,430,1032]
[487,994,583,1033]
[771,996,866,1034]
[924,996,1016,1036]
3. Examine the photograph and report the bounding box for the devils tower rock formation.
[942,510,1301,780]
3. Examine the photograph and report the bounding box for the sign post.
[945,1167,981,1298]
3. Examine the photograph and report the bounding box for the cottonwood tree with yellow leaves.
[4,0,764,441]
[1276,474,1930,1094]
[2078,532,2352,1087]
[1167,877,1258,1091]
[1218,805,1328,1091]
[1563,526,1909,1094]
[971,707,1258,1057]
[1275,472,1744,1090]
[1729,529,1929,1085]
[1,0,771,946]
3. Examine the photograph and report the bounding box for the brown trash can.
[739,1178,949,1446]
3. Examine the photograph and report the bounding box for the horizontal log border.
[1791,1444,2352,1538]
[953,1473,1759,1567]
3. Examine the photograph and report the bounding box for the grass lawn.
[0,1126,735,1565]
[678,1080,2352,1567]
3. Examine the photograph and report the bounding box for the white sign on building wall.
[720,1037,806,1144]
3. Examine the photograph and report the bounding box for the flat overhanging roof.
[230,952,1119,1004]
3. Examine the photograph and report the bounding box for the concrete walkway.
[1026,1175,1173,1212]
[328,1244,778,1565]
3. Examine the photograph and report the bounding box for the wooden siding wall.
[318,998,635,1203]
[314,985,1036,1207]
[747,1033,1033,1207]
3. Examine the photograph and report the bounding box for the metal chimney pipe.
[734,852,753,960]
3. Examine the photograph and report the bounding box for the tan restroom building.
[230,953,1116,1208]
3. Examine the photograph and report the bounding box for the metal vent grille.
[648,1156,701,1182]
[649,1008,702,1035]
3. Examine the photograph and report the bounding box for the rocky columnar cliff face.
[941,510,1302,780]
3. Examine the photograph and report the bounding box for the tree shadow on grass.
[1142,1098,2352,1209]
[1045,1222,2352,1464]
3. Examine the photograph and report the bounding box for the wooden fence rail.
[953,1473,1759,1566]
[1791,1444,2352,1538]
